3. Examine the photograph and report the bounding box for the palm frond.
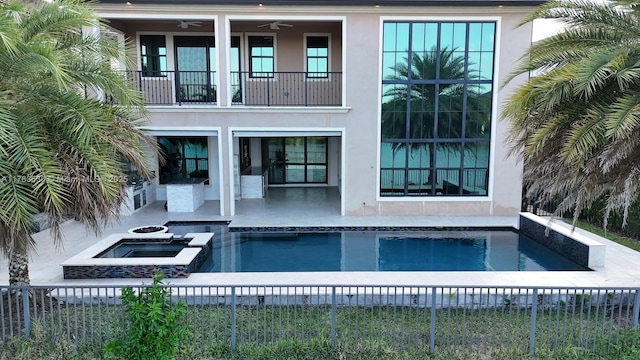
[0,0,157,278]
[504,0,640,227]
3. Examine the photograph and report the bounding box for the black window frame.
[248,35,274,78]
[305,35,329,79]
[380,21,495,197]
[139,35,167,77]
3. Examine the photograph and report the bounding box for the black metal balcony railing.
[119,71,343,107]
[230,71,342,106]
[380,168,489,196]
[123,71,217,106]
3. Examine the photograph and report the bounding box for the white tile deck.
[2,187,640,288]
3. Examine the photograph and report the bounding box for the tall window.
[248,36,274,78]
[140,35,167,77]
[306,35,329,78]
[380,22,495,197]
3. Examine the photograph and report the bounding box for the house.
[93,0,544,216]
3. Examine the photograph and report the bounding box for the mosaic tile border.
[63,264,192,279]
[227,226,516,232]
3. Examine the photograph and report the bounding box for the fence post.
[230,287,236,351]
[430,287,437,351]
[21,286,30,339]
[633,289,640,329]
[331,286,336,347]
[529,288,538,357]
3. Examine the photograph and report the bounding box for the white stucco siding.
[96,4,536,217]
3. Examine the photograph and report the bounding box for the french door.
[174,36,216,103]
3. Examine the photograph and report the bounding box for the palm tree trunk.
[9,248,30,286]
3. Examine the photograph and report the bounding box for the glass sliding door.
[262,137,328,184]
[285,138,305,182]
[174,36,216,103]
[306,137,328,182]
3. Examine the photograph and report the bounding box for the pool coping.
[61,232,213,278]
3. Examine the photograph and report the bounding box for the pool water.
[165,222,588,272]
[97,239,189,258]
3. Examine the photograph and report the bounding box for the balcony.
[124,70,342,107]
[231,71,342,106]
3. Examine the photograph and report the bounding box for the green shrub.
[104,270,190,360]
[579,198,640,239]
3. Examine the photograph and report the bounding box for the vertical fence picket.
[230,287,236,350]
[331,286,336,347]
[529,288,538,357]
[429,287,435,351]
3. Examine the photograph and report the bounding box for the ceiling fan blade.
[257,23,269,28]
[278,23,293,27]
[177,20,202,28]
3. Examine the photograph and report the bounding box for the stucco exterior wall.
[96,4,534,217]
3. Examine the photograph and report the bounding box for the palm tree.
[502,0,640,228]
[0,0,155,285]
[381,46,491,194]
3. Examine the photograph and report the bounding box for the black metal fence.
[2,284,639,357]
[521,191,561,217]
[380,168,488,196]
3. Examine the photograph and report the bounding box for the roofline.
[97,0,547,6]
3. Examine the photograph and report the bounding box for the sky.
[531,0,610,41]
[532,18,564,41]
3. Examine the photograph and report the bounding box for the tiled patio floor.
[1,187,640,288]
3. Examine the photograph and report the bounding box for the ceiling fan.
[177,20,202,29]
[257,21,293,30]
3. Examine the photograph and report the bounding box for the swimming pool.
[165,222,588,272]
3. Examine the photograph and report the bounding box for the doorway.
[262,137,328,184]
[174,36,216,103]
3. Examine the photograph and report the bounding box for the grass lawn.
[1,301,638,360]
